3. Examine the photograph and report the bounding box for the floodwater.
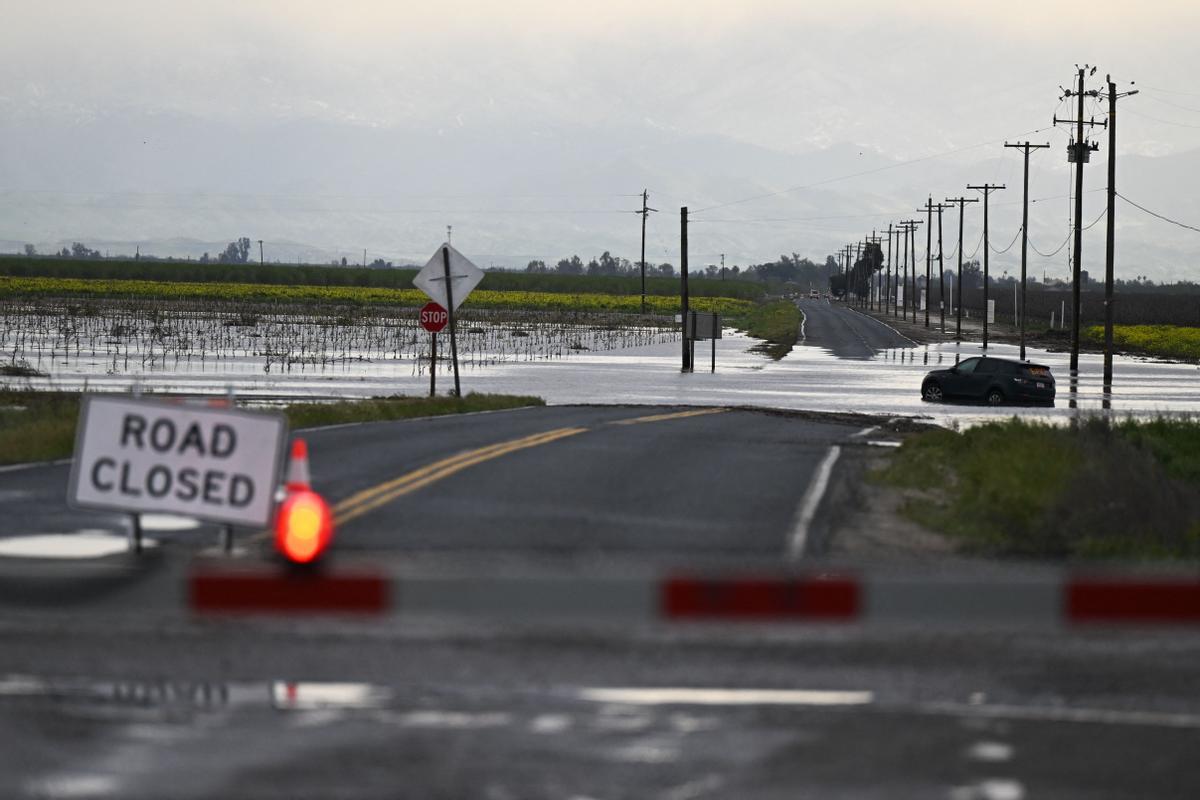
[9,325,1199,427]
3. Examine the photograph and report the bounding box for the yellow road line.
[608,407,728,426]
[333,427,587,526]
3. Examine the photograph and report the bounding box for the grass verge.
[0,390,544,466]
[873,417,1200,559]
[1085,324,1200,361]
[733,300,802,360]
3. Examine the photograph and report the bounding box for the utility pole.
[922,201,950,328]
[1055,65,1103,372]
[922,199,933,327]
[885,224,894,317]
[966,183,1006,348]
[1103,77,1137,394]
[720,253,725,281]
[935,203,949,333]
[896,221,921,321]
[257,239,264,266]
[1005,142,1050,360]
[447,225,452,245]
[639,190,658,313]
[867,231,882,311]
[680,207,691,373]
[945,196,979,339]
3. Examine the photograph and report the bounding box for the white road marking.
[850,425,879,439]
[0,531,149,559]
[786,444,842,560]
[0,457,71,474]
[920,701,1200,729]
[136,514,201,532]
[867,440,902,448]
[948,779,1025,800]
[579,688,873,707]
[23,774,119,798]
[966,741,1014,762]
[301,404,536,432]
[530,713,572,734]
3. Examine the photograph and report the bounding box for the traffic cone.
[284,438,312,493]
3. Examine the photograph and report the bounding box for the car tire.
[922,381,943,402]
[986,387,1005,406]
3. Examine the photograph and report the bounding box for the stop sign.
[419,302,449,333]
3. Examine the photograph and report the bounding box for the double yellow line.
[333,427,586,525]
[331,408,728,526]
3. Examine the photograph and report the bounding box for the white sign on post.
[413,243,484,311]
[68,396,287,528]
[987,299,996,324]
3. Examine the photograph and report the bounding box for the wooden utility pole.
[680,206,690,372]
[1055,65,1103,372]
[898,221,922,321]
[935,203,949,333]
[1005,141,1050,360]
[1103,77,1138,393]
[639,190,657,313]
[967,183,1006,349]
[922,201,951,328]
[867,232,882,311]
[885,224,894,317]
[945,197,979,339]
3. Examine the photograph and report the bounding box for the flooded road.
[5,300,1198,427]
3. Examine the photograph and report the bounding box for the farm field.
[0,276,753,316]
[1085,324,1200,362]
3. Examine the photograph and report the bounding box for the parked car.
[809,289,820,299]
[921,356,1055,405]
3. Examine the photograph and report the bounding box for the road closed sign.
[68,396,287,528]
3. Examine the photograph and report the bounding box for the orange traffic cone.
[284,438,312,493]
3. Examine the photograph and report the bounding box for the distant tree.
[199,252,211,264]
[69,242,101,259]
[555,255,584,275]
[655,262,675,278]
[525,259,548,273]
[217,237,252,264]
[23,244,36,257]
[369,258,392,268]
[341,257,348,267]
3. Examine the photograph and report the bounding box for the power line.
[689,127,1053,215]
[1116,192,1200,234]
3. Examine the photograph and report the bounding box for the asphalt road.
[2,395,1199,796]
[795,297,915,359]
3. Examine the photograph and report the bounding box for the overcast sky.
[3,1,1199,272]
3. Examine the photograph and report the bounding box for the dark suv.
[921,356,1055,405]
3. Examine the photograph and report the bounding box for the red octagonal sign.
[419,302,449,333]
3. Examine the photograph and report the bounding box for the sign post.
[413,244,484,397]
[419,301,449,398]
[68,396,287,552]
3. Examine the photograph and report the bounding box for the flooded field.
[0,300,679,388]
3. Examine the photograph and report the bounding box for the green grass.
[0,256,766,300]
[282,393,544,429]
[875,417,1200,559]
[1085,324,1200,361]
[0,390,544,466]
[732,300,802,359]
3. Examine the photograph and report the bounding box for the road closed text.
[69,397,286,527]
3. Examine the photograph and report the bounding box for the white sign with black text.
[68,396,287,528]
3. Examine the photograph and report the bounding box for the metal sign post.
[441,246,461,396]
[419,302,448,397]
[414,244,484,398]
